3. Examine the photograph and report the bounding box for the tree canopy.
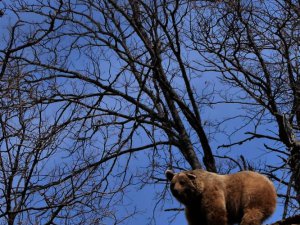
[0,0,299,224]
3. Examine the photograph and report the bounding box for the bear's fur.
[166,169,276,225]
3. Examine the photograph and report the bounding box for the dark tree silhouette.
[0,0,299,224]
[189,0,300,215]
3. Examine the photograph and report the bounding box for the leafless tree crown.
[0,0,299,224]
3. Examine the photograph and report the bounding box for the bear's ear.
[165,170,175,181]
[186,173,197,180]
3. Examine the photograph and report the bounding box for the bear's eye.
[179,181,185,185]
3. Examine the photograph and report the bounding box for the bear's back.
[224,171,276,223]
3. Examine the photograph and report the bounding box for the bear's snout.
[171,188,179,197]
[171,184,181,196]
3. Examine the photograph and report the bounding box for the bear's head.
[165,170,200,205]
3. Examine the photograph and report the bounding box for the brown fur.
[166,169,277,225]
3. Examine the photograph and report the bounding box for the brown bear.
[166,169,276,225]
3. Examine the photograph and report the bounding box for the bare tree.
[190,0,300,215]
[1,0,300,224]
[0,61,141,224]
[0,18,138,225]
[0,0,216,223]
